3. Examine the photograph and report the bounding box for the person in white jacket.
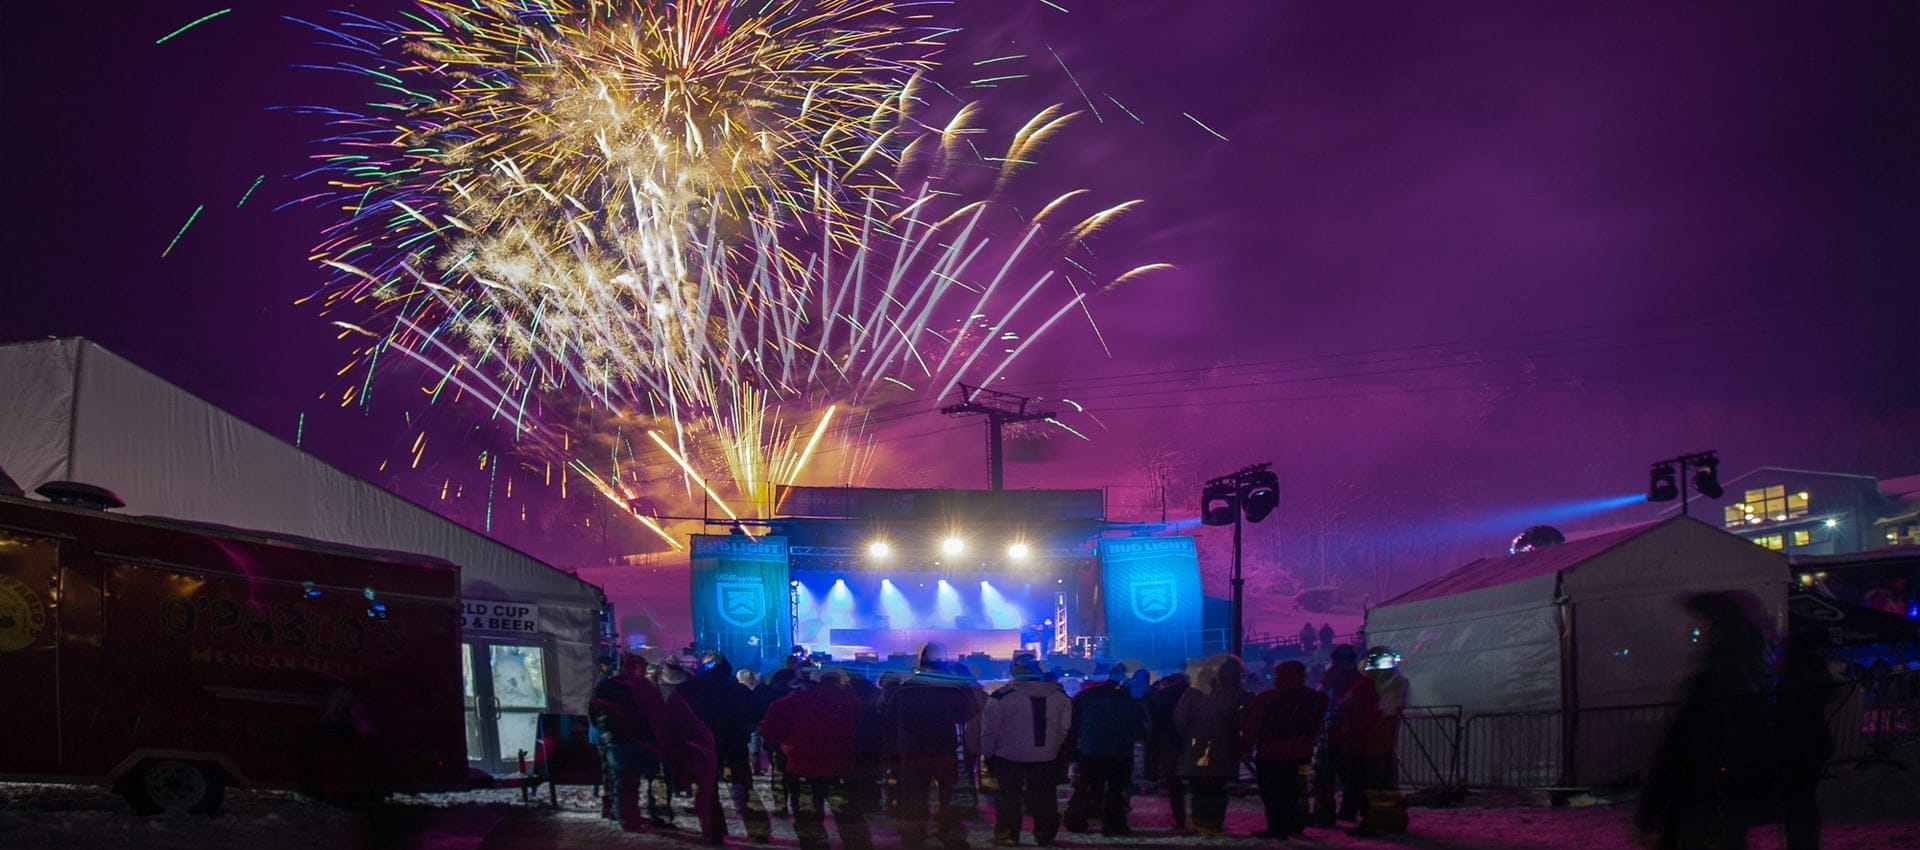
[981,657,1073,847]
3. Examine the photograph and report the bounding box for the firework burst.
[298,0,1164,526]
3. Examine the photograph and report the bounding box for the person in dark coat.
[1775,630,1840,850]
[588,653,667,831]
[981,657,1072,847]
[1312,644,1364,824]
[651,661,727,844]
[882,643,982,850]
[1299,623,1317,655]
[686,652,772,842]
[1636,592,1779,850]
[848,672,888,821]
[1244,660,1327,839]
[1174,656,1250,836]
[1318,623,1335,650]
[1145,671,1191,829]
[756,667,802,815]
[1064,664,1146,835]
[762,669,873,850]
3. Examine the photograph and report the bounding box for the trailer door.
[462,640,552,774]
[0,530,64,773]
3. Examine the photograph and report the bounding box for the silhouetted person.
[1065,664,1144,835]
[654,661,727,844]
[762,669,873,850]
[882,643,981,850]
[1637,592,1778,850]
[1245,660,1326,839]
[1318,623,1335,650]
[1174,656,1250,836]
[981,657,1071,847]
[588,653,666,831]
[1312,644,1363,824]
[1776,630,1839,850]
[1342,647,1409,837]
[686,651,772,842]
[1299,622,1317,655]
[1145,671,1192,829]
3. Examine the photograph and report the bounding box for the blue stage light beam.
[1460,492,1648,538]
[824,578,857,629]
[880,578,917,628]
[979,580,1024,629]
[934,579,964,627]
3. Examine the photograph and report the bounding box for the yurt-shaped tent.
[1365,516,1788,786]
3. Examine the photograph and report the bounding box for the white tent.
[1365,516,1788,786]
[0,338,606,718]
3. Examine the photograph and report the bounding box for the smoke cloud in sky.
[2,2,1914,613]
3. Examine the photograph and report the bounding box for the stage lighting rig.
[941,537,967,557]
[1200,461,1277,657]
[1645,450,1723,516]
[867,540,892,559]
[1007,542,1031,561]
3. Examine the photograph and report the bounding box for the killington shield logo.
[717,581,766,628]
[1130,579,1177,624]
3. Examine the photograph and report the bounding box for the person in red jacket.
[1243,660,1328,840]
[652,662,727,844]
[882,644,982,850]
[761,669,873,850]
[1338,648,1409,838]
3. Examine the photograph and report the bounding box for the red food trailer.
[0,492,470,813]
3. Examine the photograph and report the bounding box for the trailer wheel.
[122,758,226,816]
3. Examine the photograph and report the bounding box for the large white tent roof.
[0,337,606,710]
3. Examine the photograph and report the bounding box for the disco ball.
[1511,525,1566,554]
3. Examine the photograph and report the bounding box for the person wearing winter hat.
[982,658,1071,846]
[882,642,981,849]
[1064,663,1145,835]
[1311,644,1364,825]
[762,667,871,850]
[1244,660,1327,840]
[1174,657,1251,836]
[1338,647,1410,838]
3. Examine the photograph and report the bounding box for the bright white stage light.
[868,540,891,558]
[941,537,966,556]
[1007,542,1031,561]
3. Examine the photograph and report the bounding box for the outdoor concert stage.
[686,486,1212,673]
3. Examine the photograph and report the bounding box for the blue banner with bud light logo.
[1100,536,1204,666]
[690,534,791,670]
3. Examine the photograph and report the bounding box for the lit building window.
[1752,533,1784,550]
[1726,486,1810,527]
[1791,529,1811,547]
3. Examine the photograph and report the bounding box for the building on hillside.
[1659,466,1920,555]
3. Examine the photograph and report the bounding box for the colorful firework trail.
[298,0,1164,528]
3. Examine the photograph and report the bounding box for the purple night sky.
[4,2,1916,615]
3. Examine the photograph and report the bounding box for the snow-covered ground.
[7,754,1917,850]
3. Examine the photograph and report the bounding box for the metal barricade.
[1461,711,1564,789]
[1394,705,1463,789]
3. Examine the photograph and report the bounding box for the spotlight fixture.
[1007,542,1031,561]
[1691,454,1723,499]
[1648,462,1679,502]
[867,540,891,559]
[1644,450,1723,516]
[1201,482,1239,526]
[1240,469,1280,523]
[941,537,966,557]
